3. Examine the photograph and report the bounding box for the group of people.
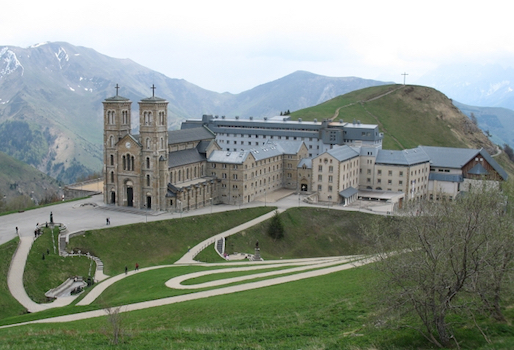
[34,224,43,238]
[125,263,139,274]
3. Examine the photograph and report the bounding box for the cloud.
[3,0,514,92]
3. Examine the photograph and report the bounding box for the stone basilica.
[102,87,307,212]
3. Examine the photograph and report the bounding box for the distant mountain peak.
[0,47,24,77]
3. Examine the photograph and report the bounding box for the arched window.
[146,157,150,169]
[186,168,189,179]
[110,171,114,183]
[126,154,131,170]
[170,172,173,183]
[148,112,152,124]
[131,156,135,171]
[146,138,150,150]
[178,170,181,181]
[109,135,114,147]
[160,137,164,149]
[122,155,126,170]
[146,174,150,186]
[110,154,114,166]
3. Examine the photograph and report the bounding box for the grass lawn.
[1,266,513,349]
[1,206,514,349]
[225,207,377,260]
[24,228,92,304]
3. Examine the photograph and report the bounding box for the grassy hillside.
[1,208,513,348]
[0,150,62,205]
[291,84,497,153]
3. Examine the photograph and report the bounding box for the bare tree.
[364,185,514,348]
[104,305,125,345]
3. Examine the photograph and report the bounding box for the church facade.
[103,89,221,212]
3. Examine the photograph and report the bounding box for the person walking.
[135,263,139,271]
[125,266,128,275]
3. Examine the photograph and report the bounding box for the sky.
[3,0,514,93]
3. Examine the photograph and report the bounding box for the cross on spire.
[115,84,120,96]
[401,72,409,85]
[151,84,156,97]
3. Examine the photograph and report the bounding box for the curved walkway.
[1,255,374,329]
[8,237,80,312]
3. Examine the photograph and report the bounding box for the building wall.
[312,153,360,203]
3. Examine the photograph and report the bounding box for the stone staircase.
[216,238,225,256]
[59,230,107,282]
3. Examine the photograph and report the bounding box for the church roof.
[168,148,206,168]
[168,126,215,145]
[196,140,212,154]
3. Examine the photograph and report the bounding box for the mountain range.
[0,42,390,183]
[416,63,514,110]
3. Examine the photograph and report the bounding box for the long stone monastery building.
[103,88,508,212]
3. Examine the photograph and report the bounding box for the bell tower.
[138,85,169,210]
[103,84,132,204]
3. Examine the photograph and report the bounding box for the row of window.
[142,111,166,126]
[106,110,129,125]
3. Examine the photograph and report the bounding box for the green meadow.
[0,207,513,349]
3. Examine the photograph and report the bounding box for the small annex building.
[419,146,508,201]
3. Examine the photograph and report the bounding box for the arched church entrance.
[127,188,134,207]
[146,193,152,209]
[125,180,134,207]
[110,191,116,204]
[301,183,308,191]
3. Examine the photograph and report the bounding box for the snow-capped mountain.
[0,42,388,183]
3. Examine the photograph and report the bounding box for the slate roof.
[339,187,358,198]
[419,146,508,180]
[168,126,215,145]
[168,148,206,168]
[104,95,130,102]
[298,158,312,169]
[208,140,300,164]
[376,147,430,166]
[196,140,212,154]
[139,96,167,102]
[326,145,360,162]
[419,146,479,168]
[429,173,464,182]
[468,163,489,176]
[208,150,251,164]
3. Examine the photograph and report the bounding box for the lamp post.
[143,203,147,223]
[209,197,212,214]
